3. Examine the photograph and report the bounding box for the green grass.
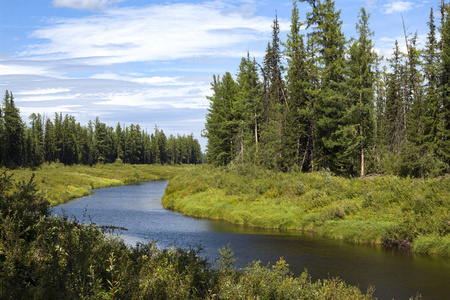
[3,162,186,206]
[162,164,450,256]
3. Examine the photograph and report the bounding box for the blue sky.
[0,0,436,150]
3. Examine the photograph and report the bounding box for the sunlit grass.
[162,164,450,256]
[4,162,186,206]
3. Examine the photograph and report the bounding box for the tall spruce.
[423,8,444,163]
[204,73,238,166]
[346,7,376,176]
[260,15,286,169]
[305,0,348,173]
[283,0,311,170]
[2,91,24,168]
[440,5,450,167]
[385,40,405,152]
[235,54,262,164]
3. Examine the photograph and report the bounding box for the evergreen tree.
[44,117,57,163]
[2,91,24,168]
[385,40,405,152]
[305,0,348,173]
[235,54,262,164]
[28,113,45,167]
[423,8,445,165]
[115,123,125,161]
[204,73,238,166]
[345,7,376,176]
[283,0,311,170]
[0,104,4,166]
[260,15,286,169]
[440,5,450,168]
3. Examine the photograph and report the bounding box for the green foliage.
[4,163,183,206]
[0,100,203,169]
[0,172,376,299]
[163,165,450,256]
[201,1,450,177]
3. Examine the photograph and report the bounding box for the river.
[52,181,450,300]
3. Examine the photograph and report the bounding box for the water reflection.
[52,181,450,300]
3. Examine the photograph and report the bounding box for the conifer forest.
[0,90,203,169]
[204,0,450,177]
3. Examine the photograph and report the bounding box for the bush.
[0,172,377,299]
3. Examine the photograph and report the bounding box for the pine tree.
[440,4,450,168]
[423,8,444,162]
[283,0,310,170]
[204,73,238,166]
[2,91,25,168]
[345,7,376,176]
[305,0,348,173]
[28,113,45,166]
[385,40,405,152]
[0,104,4,166]
[260,15,286,169]
[235,54,262,164]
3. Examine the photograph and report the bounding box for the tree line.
[0,91,203,168]
[203,0,450,177]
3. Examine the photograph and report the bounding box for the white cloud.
[52,0,123,11]
[384,1,414,14]
[15,94,82,103]
[0,64,49,76]
[16,88,71,95]
[24,2,287,65]
[89,73,183,85]
[95,84,210,109]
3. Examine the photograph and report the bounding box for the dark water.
[52,181,450,300]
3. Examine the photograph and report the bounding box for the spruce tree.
[305,0,348,173]
[283,0,311,170]
[235,54,262,164]
[423,8,444,163]
[28,113,45,166]
[2,91,24,168]
[440,5,450,168]
[385,40,405,152]
[0,105,4,166]
[345,7,376,176]
[204,73,238,166]
[260,15,286,169]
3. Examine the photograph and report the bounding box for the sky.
[0,0,438,150]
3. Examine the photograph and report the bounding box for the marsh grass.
[162,165,450,256]
[4,162,184,205]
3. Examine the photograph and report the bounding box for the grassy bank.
[162,164,450,256]
[1,171,378,299]
[3,162,185,206]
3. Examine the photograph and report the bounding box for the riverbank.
[162,164,450,256]
[3,162,184,206]
[1,168,378,299]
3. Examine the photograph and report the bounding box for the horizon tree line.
[0,91,203,169]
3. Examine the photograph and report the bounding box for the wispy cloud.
[89,73,184,85]
[383,1,414,14]
[52,0,123,11]
[24,2,287,65]
[16,88,71,95]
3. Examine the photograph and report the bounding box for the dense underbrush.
[162,164,450,256]
[0,171,378,299]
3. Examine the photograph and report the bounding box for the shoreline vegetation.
[1,164,381,299]
[162,164,450,257]
[3,162,181,206]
